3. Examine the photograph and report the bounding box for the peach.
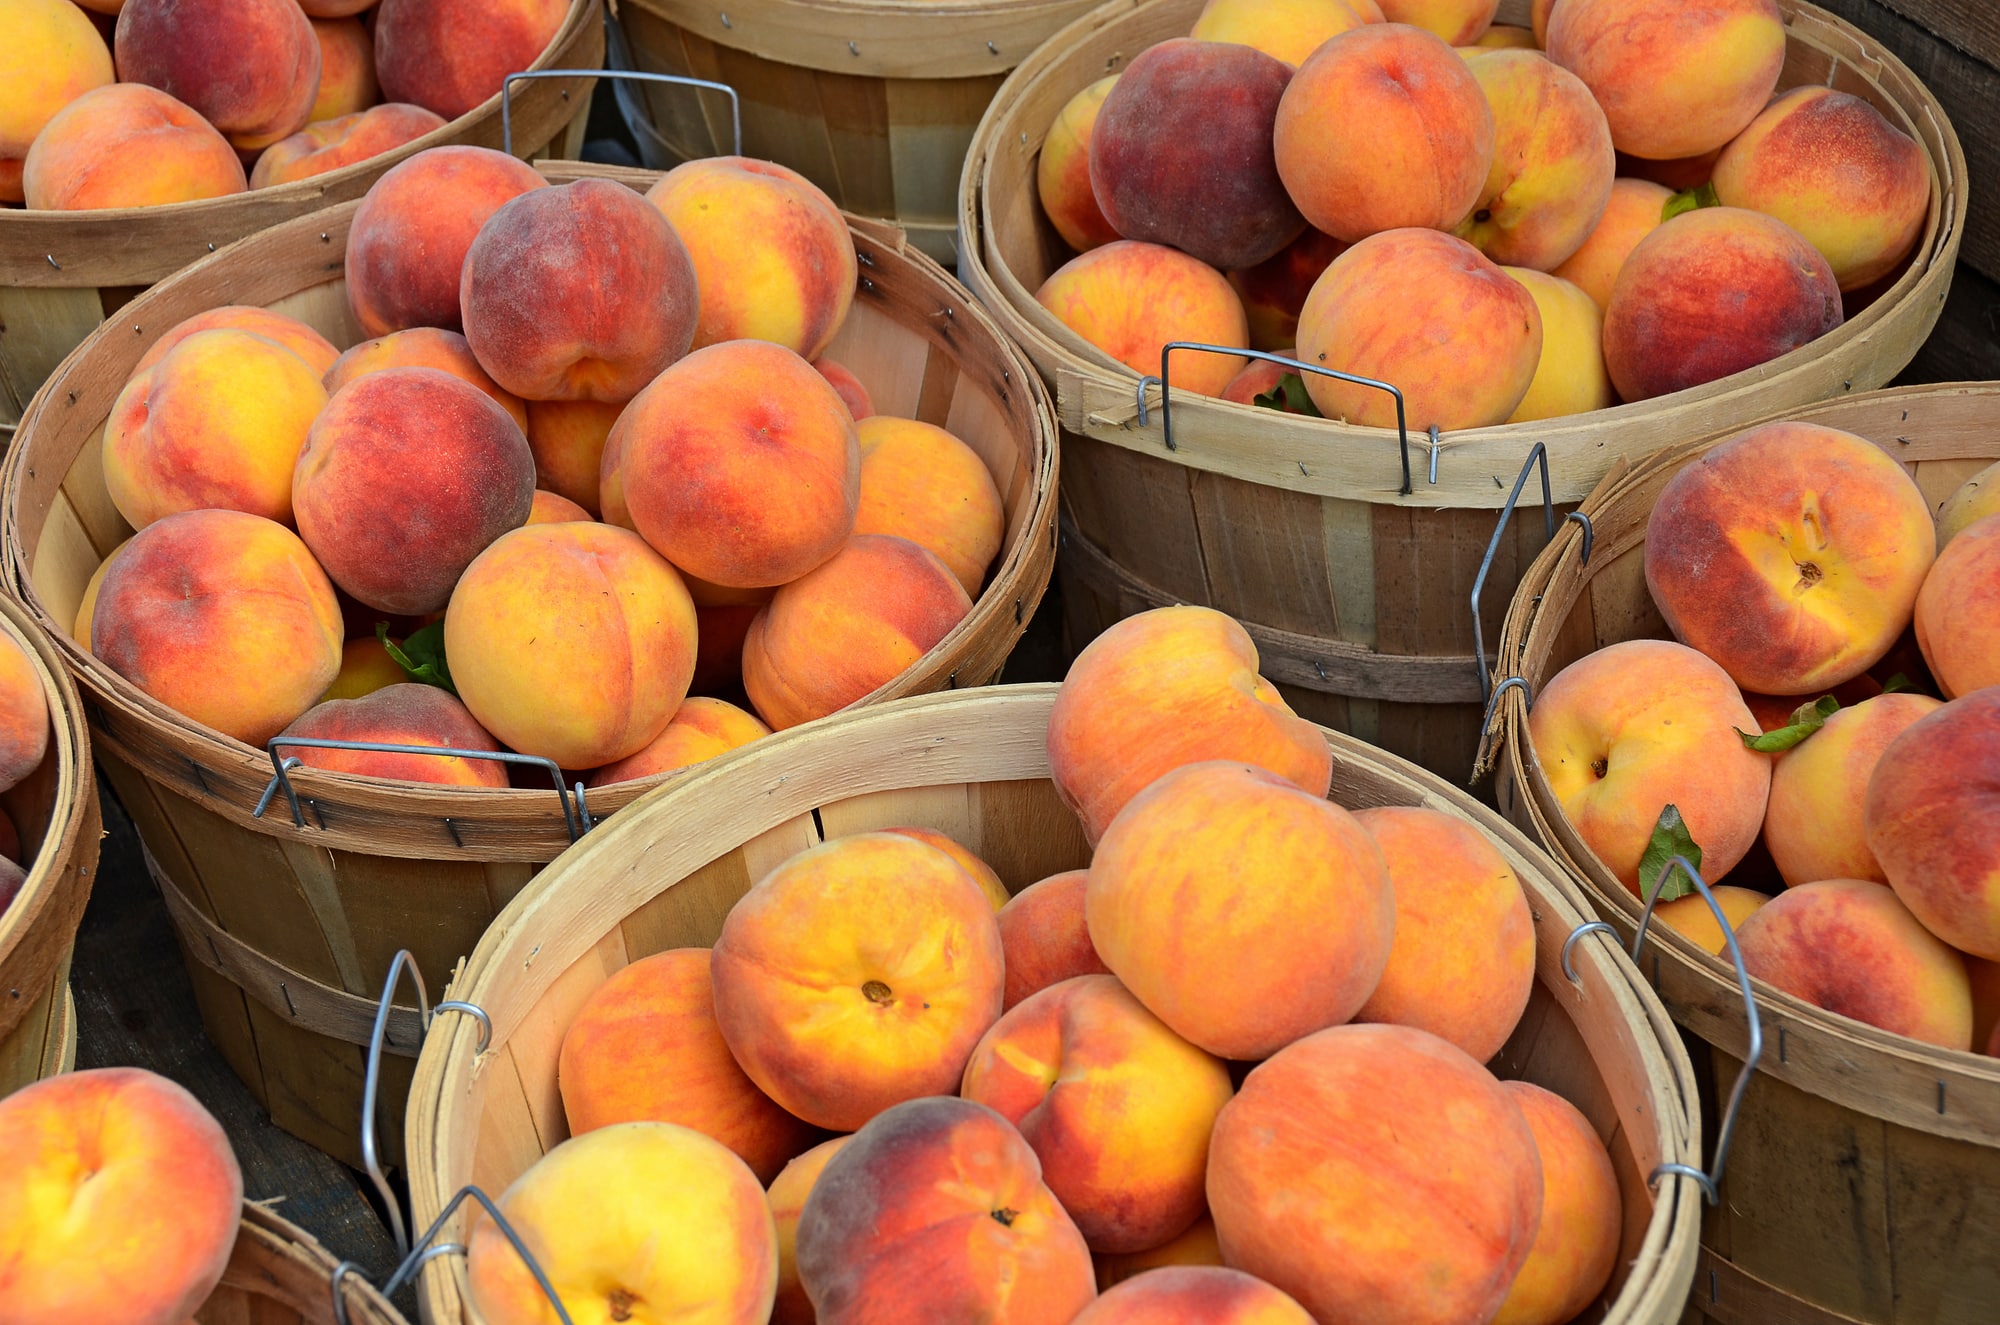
[73,538,130,651]
[321,635,407,702]
[1550,176,1673,309]
[23,83,246,209]
[1036,241,1248,396]
[1867,688,2000,962]
[307,15,377,122]
[134,306,338,378]
[1531,0,1556,44]
[1735,878,1972,1047]
[1273,24,1494,243]
[0,857,22,915]
[323,327,529,432]
[852,415,1005,598]
[769,1137,851,1325]
[710,832,1005,1131]
[445,523,697,769]
[1467,23,1537,48]
[374,0,567,121]
[1457,49,1615,271]
[962,974,1235,1254]
[1218,357,1306,410]
[1088,760,1395,1060]
[1207,1024,1543,1325]
[1915,514,2000,698]
[1075,1267,1313,1324]
[795,1096,1098,1325]
[1037,75,1121,253]
[345,145,547,337]
[814,357,875,421]
[0,633,48,795]
[998,870,1110,1010]
[0,1068,243,1325]
[646,157,858,360]
[1048,606,1332,844]
[1350,806,1534,1063]
[276,683,506,787]
[1547,0,1785,160]
[1605,208,1843,401]
[1380,0,1497,43]
[466,1122,776,1325]
[1971,957,2000,1056]
[302,0,373,14]
[1094,1218,1224,1290]
[249,102,445,188]
[1090,39,1304,270]
[1937,461,2000,549]
[692,602,761,697]
[558,949,819,1184]
[1618,146,1722,192]
[1190,0,1369,69]
[1491,1082,1621,1325]
[1712,86,1930,291]
[1,158,21,205]
[1296,227,1542,429]
[1503,267,1614,420]
[294,367,535,614]
[881,826,1010,910]
[526,489,591,525]
[115,0,320,152]
[103,328,327,530]
[0,0,113,164]
[1652,885,1770,957]
[1645,421,1936,695]
[584,697,770,786]
[1227,227,1347,351]
[526,399,620,515]
[1763,693,1944,888]
[1527,639,1771,893]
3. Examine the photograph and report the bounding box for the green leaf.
[1736,694,1840,752]
[378,620,456,696]
[1639,804,1704,904]
[1881,672,1913,694]
[1661,181,1721,223]
[1251,371,1325,418]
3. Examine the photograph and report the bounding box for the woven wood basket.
[194,1203,407,1325]
[0,0,604,431]
[403,683,1702,1325]
[0,163,1057,1168]
[1490,383,2000,1325]
[956,0,1965,784]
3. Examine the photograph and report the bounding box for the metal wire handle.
[330,1184,574,1325]
[254,736,595,844]
[1470,442,1597,706]
[502,69,741,158]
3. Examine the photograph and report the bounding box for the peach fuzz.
[1527,639,1771,893]
[374,0,569,122]
[308,15,377,122]
[814,358,875,421]
[557,949,819,1184]
[998,869,1110,1010]
[1035,241,1248,397]
[1551,176,1673,310]
[1207,1024,1543,1325]
[1652,885,1769,957]
[1351,806,1534,1063]
[1712,86,1931,292]
[1379,0,1497,43]
[796,1096,1097,1325]
[23,83,245,210]
[646,157,857,360]
[962,974,1234,1254]
[1645,422,1936,695]
[526,399,621,515]
[466,1123,776,1325]
[276,683,506,787]
[135,306,338,379]
[1227,228,1347,352]
[103,328,327,530]
[1457,49,1615,271]
[710,832,1004,1132]
[294,367,535,615]
[114,0,320,152]
[881,826,1010,911]
[768,1138,851,1325]
[1764,693,1943,888]
[445,523,696,770]
[0,1068,243,1325]
[1272,23,1494,244]
[1735,878,1972,1048]
[1037,75,1121,253]
[0,632,48,795]
[1191,0,1369,69]
[323,327,528,433]
[249,103,445,188]
[73,537,129,651]
[1074,1267,1314,1324]
[321,635,406,702]
[853,415,1005,598]
[1296,227,1542,429]
[527,489,591,525]
[1867,688,2000,962]
[1088,760,1394,1060]
[1093,1219,1224,1290]
[1547,0,1785,161]
[585,697,770,786]
[1491,1082,1621,1325]
[1047,605,1331,844]
[1937,461,2000,549]
[345,146,547,336]
[1504,267,1614,421]
[1916,514,2000,698]
[0,0,113,162]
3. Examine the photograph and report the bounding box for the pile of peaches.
[1527,422,2000,1054]
[458,605,1626,1325]
[2,0,568,207]
[1033,0,1929,429]
[78,145,1003,791]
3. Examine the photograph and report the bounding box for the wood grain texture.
[193,1205,406,1324]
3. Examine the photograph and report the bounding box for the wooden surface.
[195,1204,407,1325]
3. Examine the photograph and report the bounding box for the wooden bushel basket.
[0,0,604,431]
[956,0,1965,783]
[0,164,1057,1168]
[1489,384,2000,1324]
[403,684,1702,1325]
[194,1204,407,1325]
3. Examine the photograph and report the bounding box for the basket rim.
[225,1201,410,1325]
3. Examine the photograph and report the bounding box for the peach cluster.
[1530,418,2000,1053]
[490,604,1623,1325]
[1031,0,1923,430]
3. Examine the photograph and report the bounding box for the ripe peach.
[307,15,377,122]
[373,0,568,122]
[1190,0,1369,69]
[1273,23,1494,243]
[322,635,406,702]
[0,633,48,795]
[1094,1219,1225,1290]
[1207,1024,1543,1325]
[23,83,246,209]
[1036,241,1248,396]
[445,523,697,769]
[1937,461,2000,550]
[1075,1267,1314,1324]
[249,102,445,188]
[1457,49,1615,271]
[525,399,620,515]
[1645,421,1936,695]
[115,0,320,152]
[1048,605,1331,845]
[301,0,373,14]
[584,697,769,786]
[1503,267,1614,420]
[1550,176,1673,310]
[1218,357,1302,409]
[1466,23,1536,48]
[135,306,338,378]
[0,159,22,205]
[852,415,1005,598]
[769,1137,851,1325]
[710,832,1005,1131]
[1491,1082,1621,1325]
[277,683,507,787]
[323,326,528,432]
[526,489,590,525]
[1764,693,1944,888]
[881,826,1010,910]
[1380,0,1498,43]
[814,358,875,421]
[73,538,129,650]
[1867,688,2000,962]
[1652,885,1770,957]
[1038,75,1121,252]
[1227,227,1347,351]
[1618,146,1722,192]
[1916,514,2000,698]
[998,870,1110,1010]
[0,0,113,165]
[1528,639,1771,893]
[1531,0,1556,44]
[1296,227,1542,429]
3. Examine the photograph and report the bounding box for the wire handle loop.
[330,1185,574,1325]
[361,950,430,1260]
[1560,919,1617,983]
[503,69,741,158]
[255,736,593,844]
[1473,443,1555,704]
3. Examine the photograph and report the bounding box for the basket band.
[1695,1249,1870,1325]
